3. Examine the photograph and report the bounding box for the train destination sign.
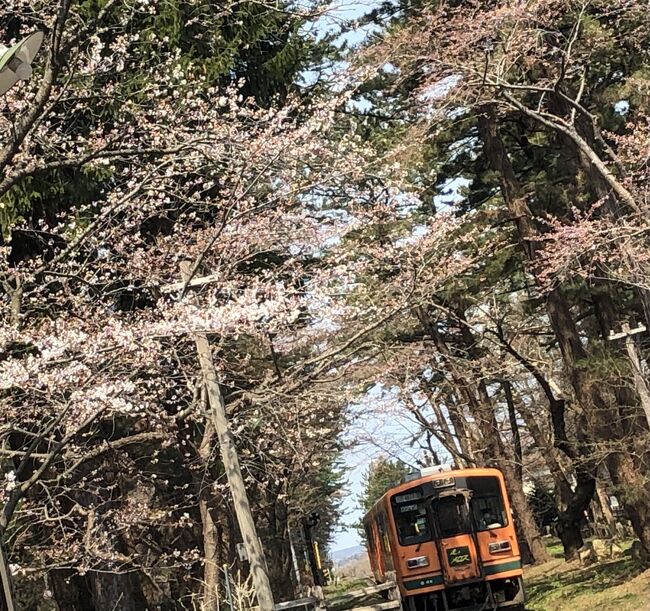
[393,490,423,504]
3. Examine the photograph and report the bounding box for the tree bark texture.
[478,104,650,555]
[265,495,295,601]
[416,307,549,563]
[594,477,618,539]
[502,381,523,483]
[198,421,220,611]
[50,570,94,611]
[89,571,148,611]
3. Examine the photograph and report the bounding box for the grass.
[323,577,371,597]
[545,541,565,559]
[525,541,650,611]
[330,540,650,610]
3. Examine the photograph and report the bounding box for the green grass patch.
[526,543,649,611]
[546,541,564,559]
[323,577,370,597]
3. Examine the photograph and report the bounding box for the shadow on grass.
[526,549,645,609]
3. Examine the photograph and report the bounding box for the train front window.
[433,494,471,538]
[467,476,508,531]
[391,488,432,545]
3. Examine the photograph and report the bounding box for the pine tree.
[356,456,410,542]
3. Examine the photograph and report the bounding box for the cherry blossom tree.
[0,0,484,606]
[341,0,650,559]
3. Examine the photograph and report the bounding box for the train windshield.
[467,476,508,531]
[391,487,432,545]
[391,476,508,542]
[433,494,471,537]
[432,476,507,537]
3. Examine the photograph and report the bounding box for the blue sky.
[332,385,451,551]
[304,0,387,552]
[332,392,418,551]
[312,0,382,45]
[305,0,469,554]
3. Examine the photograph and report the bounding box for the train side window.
[467,476,508,531]
[391,491,432,546]
[377,511,392,553]
[364,523,376,554]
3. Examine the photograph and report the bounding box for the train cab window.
[391,488,432,546]
[434,494,471,538]
[468,476,508,531]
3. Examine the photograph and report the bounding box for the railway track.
[272,581,400,611]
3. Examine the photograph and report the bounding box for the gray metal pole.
[223,564,234,611]
[287,525,302,589]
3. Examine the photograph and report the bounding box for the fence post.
[223,564,234,611]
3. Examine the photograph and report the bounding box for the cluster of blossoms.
[0,0,481,593]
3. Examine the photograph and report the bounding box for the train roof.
[362,466,504,521]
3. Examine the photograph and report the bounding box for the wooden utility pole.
[0,539,15,611]
[180,263,275,611]
[609,323,650,429]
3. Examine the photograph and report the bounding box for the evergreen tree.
[356,456,410,542]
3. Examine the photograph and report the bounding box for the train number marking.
[446,546,471,567]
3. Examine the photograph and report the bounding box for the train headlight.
[406,556,429,569]
[488,541,511,554]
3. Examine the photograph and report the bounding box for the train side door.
[432,492,482,584]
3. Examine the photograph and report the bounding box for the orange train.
[362,467,525,611]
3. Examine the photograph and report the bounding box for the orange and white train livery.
[362,467,525,611]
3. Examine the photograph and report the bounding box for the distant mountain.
[330,544,366,565]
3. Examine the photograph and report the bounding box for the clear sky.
[331,385,450,552]
[312,0,381,45]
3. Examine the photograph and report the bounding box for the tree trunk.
[446,392,478,463]
[514,398,573,511]
[268,548,294,602]
[266,497,295,601]
[502,381,523,483]
[555,466,595,560]
[89,571,148,611]
[607,452,650,557]
[501,463,550,564]
[50,570,94,611]
[478,106,603,558]
[416,306,549,562]
[489,95,650,552]
[198,421,220,611]
[593,477,618,539]
[516,393,590,558]
[509,91,649,361]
